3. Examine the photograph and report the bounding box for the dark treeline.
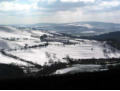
[64,56,120,65]
[25,42,49,49]
[2,42,49,52]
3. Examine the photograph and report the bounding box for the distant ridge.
[29,21,120,35]
[83,31,120,41]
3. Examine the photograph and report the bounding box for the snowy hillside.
[6,39,120,66]
[0,26,120,74]
[0,26,50,48]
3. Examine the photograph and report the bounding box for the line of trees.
[64,56,120,65]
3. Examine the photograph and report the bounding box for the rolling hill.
[23,21,120,36]
[0,25,120,75]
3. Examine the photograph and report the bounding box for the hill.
[80,31,120,50]
[83,31,120,41]
[27,21,120,36]
[0,25,120,78]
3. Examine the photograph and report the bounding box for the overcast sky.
[0,0,120,24]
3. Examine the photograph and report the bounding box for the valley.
[0,25,120,76]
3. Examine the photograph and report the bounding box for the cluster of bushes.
[40,34,48,42]
[36,62,67,76]
[40,34,80,46]
[62,41,78,45]
[23,43,49,50]
[2,37,29,41]
[2,37,20,41]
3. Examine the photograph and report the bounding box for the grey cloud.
[37,0,94,12]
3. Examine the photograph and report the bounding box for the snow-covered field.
[0,53,27,66]
[54,64,107,74]
[6,40,120,66]
[0,26,51,66]
[0,26,120,73]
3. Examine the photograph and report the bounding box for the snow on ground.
[48,42,63,45]
[0,38,43,50]
[12,38,42,47]
[0,26,51,39]
[8,40,120,66]
[0,39,21,50]
[0,26,31,38]
[0,26,120,68]
[31,30,52,37]
[54,64,106,74]
[8,49,65,66]
[0,26,49,48]
[0,52,27,66]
